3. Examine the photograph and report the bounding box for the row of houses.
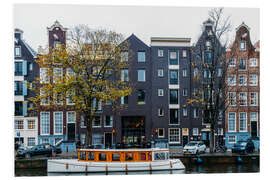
[14,19,260,151]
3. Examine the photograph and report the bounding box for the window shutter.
[23,102,27,116]
[23,60,28,76]
[23,81,28,96]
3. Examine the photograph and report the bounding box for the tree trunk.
[210,124,215,153]
[85,115,92,147]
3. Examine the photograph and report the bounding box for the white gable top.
[236,22,250,32]
[151,37,191,47]
[47,20,67,32]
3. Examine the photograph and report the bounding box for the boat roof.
[78,148,169,152]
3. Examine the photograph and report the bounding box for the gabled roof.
[22,40,37,58]
[47,20,68,32]
[236,22,250,32]
[125,34,149,48]
[254,40,260,49]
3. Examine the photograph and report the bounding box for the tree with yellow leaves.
[29,25,132,146]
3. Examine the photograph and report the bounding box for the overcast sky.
[14,4,259,51]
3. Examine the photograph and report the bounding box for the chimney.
[15,28,24,40]
[203,18,214,31]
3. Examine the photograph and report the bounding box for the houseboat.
[47,148,185,173]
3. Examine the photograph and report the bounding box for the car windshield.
[187,142,198,146]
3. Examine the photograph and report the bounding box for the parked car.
[16,143,62,158]
[231,140,255,154]
[183,141,206,155]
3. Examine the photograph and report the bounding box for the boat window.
[99,153,107,161]
[154,152,166,160]
[88,152,95,160]
[112,153,120,161]
[80,151,86,160]
[125,152,134,161]
[166,152,169,160]
[148,152,152,161]
[138,153,146,160]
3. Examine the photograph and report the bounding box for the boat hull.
[47,159,185,173]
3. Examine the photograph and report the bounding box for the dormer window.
[240,41,246,51]
[15,46,21,57]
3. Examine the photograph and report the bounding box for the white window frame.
[158,49,164,57]
[182,50,187,57]
[239,92,247,106]
[40,68,49,83]
[158,89,164,96]
[104,115,113,127]
[137,51,146,62]
[183,108,187,117]
[238,74,247,86]
[158,69,164,77]
[41,138,49,144]
[193,128,199,136]
[249,58,258,67]
[54,111,63,135]
[137,69,146,82]
[228,92,236,106]
[67,111,76,123]
[228,112,236,132]
[15,120,24,130]
[92,116,101,128]
[238,58,247,71]
[249,74,258,86]
[193,108,198,118]
[239,112,247,132]
[250,92,258,106]
[121,51,128,62]
[240,41,246,51]
[158,128,165,138]
[15,46,21,57]
[168,128,180,144]
[228,135,237,144]
[40,112,50,135]
[228,58,236,67]
[228,75,236,86]
[27,120,35,130]
[27,137,36,147]
[182,69,187,77]
[121,69,129,82]
[53,68,63,83]
[158,108,164,117]
[250,112,258,122]
[182,89,187,96]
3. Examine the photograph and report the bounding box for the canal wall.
[15,159,47,170]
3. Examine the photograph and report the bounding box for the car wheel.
[25,153,31,159]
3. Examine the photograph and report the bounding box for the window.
[80,134,86,145]
[193,108,198,118]
[250,92,258,106]
[15,120,24,129]
[193,128,199,136]
[125,153,134,161]
[183,108,187,117]
[158,128,164,137]
[121,69,129,81]
[193,68,199,77]
[228,112,236,132]
[182,50,187,57]
[15,81,23,95]
[206,41,211,47]
[217,68,222,77]
[67,111,76,123]
[170,109,179,124]
[54,92,63,105]
[250,112,258,121]
[92,98,102,111]
[158,49,164,57]
[27,120,35,129]
[169,51,178,65]
[15,46,21,57]
[92,116,101,127]
[182,89,187,96]
[158,89,164,96]
[53,68,63,83]
[169,128,180,143]
[169,70,178,84]
[193,88,199,97]
[239,112,247,132]
[240,41,246,51]
[169,89,178,104]
[182,69,187,77]
[104,116,113,127]
[229,58,236,67]
[228,135,236,144]
[238,75,247,86]
[239,92,247,106]
[80,115,86,128]
[121,96,128,105]
[15,102,23,116]
[249,74,258,86]
[138,51,145,62]
[249,58,258,67]
[158,108,164,116]
[158,69,164,77]
[15,62,23,76]
[204,52,212,64]
[228,92,236,106]
[121,51,128,62]
[54,112,63,135]
[41,112,50,135]
[66,90,75,105]
[40,89,50,105]
[29,63,33,71]
[218,128,223,135]
[239,59,247,71]
[27,137,35,146]
[112,153,120,161]
[40,68,49,83]
[137,69,146,82]
[228,75,236,86]
[204,70,211,78]
[92,133,102,144]
[138,90,146,104]
[41,138,49,144]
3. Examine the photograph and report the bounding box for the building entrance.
[121,116,145,145]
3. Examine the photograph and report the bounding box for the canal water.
[15,162,259,176]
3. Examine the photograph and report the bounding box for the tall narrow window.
[15,46,21,57]
[250,92,258,106]
[158,69,164,77]
[138,90,146,104]
[182,50,187,57]
[169,51,178,65]
[121,51,128,62]
[169,89,178,104]
[228,92,236,106]
[41,112,50,135]
[67,111,76,123]
[239,59,247,71]
[239,112,247,131]
[182,69,187,77]
[228,112,236,132]
[183,108,187,117]
[240,41,246,51]
[15,62,23,76]
[138,51,146,62]
[249,74,258,86]
[54,112,63,135]
[169,70,178,85]
[158,108,164,116]
[158,49,164,57]
[121,69,129,81]
[121,96,128,105]
[104,116,113,127]
[137,69,146,82]
[170,109,179,124]
[238,75,247,86]
[40,68,49,83]
[239,92,247,106]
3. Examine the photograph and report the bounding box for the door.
[183,136,188,146]
[104,132,113,148]
[67,123,75,141]
[251,121,258,137]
